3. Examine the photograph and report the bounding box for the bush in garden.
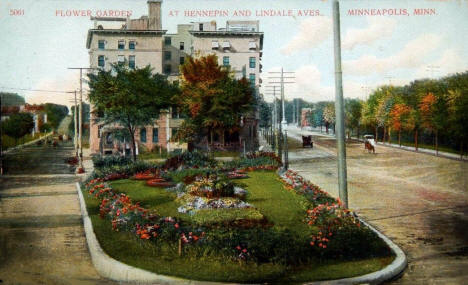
[162,150,216,170]
[92,155,132,169]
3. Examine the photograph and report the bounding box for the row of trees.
[259,72,468,157]
[88,55,255,161]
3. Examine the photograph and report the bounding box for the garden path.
[0,141,114,284]
[283,126,468,285]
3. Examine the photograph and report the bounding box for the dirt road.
[0,141,113,284]
[286,126,468,284]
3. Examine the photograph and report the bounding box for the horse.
[364,141,375,153]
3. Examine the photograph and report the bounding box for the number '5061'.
[10,9,24,16]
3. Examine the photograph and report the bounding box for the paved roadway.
[0,140,113,284]
[285,126,468,284]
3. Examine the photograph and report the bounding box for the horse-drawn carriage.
[302,135,313,148]
[364,134,376,153]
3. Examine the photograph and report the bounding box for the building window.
[199,23,203,31]
[152,128,158,143]
[164,51,171,61]
[164,64,171,74]
[98,55,105,67]
[118,40,125,50]
[129,55,135,69]
[223,56,229,66]
[117,55,125,64]
[140,128,147,143]
[164,37,171,45]
[98,40,105,49]
[249,73,255,86]
[249,57,256,68]
[180,42,184,50]
[129,41,135,50]
[179,56,185,65]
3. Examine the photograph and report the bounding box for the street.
[286,126,468,284]
[0,140,112,284]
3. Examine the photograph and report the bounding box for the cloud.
[342,17,397,50]
[413,49,466,79]
[343,33,442,76]
[280,17,332,55]
[26,75,80,110]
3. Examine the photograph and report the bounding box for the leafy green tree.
[258,97,271,128]
[344,98,362,139]
[44,103,68,130]
[87,64,177,161]
[1,113,34,144]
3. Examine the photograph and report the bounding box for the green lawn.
[83,170,394,282]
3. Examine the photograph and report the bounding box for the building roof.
[86,29,167,48]
[189,30,263,37]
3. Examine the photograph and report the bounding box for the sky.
[0,0,467,109]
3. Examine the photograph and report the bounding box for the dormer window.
[211,41,219,50]
[249,41,257,50]
[199,23,203,31]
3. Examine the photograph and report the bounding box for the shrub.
[162,150,216,170]
[92,155,132,169]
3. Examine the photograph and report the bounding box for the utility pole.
[66,90,79,157]
[68,67,96,172]
[333,0,348,208]
[268,69,295,129]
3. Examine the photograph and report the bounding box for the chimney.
[147,0,162,30]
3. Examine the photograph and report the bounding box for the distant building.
[301,108,312,128]
[86,0,263,155]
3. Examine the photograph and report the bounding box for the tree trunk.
[357,126,360,140]
[222,131,225,145]
[375,126,378,142]
[383,126,386,143]
[388,128,391,144]
[460,141,463,160]
[435,129,439,156]
[398,129,401,147]
[129,128,137,161]
[325,123,329,134]
[414,129,418,151]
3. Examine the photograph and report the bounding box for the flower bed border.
[76,178,406,284]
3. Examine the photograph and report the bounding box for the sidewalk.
[286,125,468,161]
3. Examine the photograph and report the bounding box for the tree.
[419,92,447,155]
[345,98,362,139]
[447,88,468,158]
[177,55,254,146]
[322,103,335,134]
[390,103,412,147]
[1,113,34,144]
[88,64,177,161]
[44,103,68,130]
[258,97,271,128]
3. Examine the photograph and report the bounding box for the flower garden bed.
[81,151,395,283]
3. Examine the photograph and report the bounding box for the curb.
[76,182,406,284]
[305,218,407,285]
[76,182,206,284]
